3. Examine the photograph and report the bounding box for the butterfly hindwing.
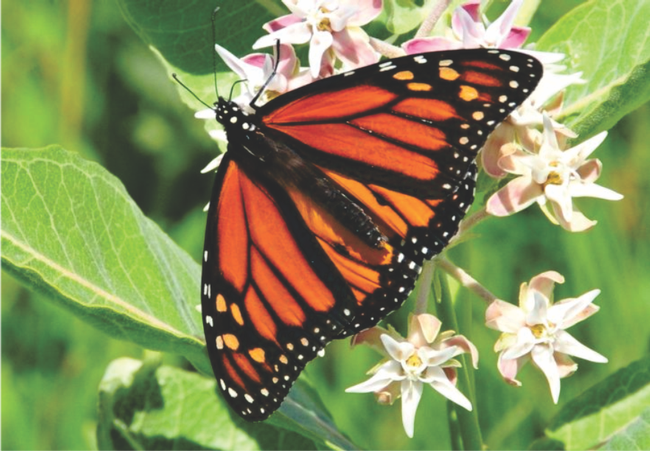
[202,49,543,420]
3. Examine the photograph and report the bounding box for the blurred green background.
[2,0,648,449]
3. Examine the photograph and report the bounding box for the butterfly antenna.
[229,79,248,101]
[171,73,213,110]
[249,39,282,108]
[211,6,221,99]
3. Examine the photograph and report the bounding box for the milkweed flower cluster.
[486,114,623,231]
[253,0,381,77]
[346,315,478,438]
[191,0,614,439]
[485,271,607,403]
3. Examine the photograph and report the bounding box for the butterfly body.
[201,49,542,420]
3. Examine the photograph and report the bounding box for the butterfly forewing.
[202,49,542,420]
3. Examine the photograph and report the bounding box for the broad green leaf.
[115,0,280,76]
[544,355,650,450]
[1,146,209,373]
[97,357,357,450]
[536,0,650,138]
[602,408,650,450]
[115,0,279,113]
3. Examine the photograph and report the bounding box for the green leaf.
[602,408,650,450]
[114,0,281,142]
[544,355,650,450]
[97,357,357,450]
[536,0,650,138]
[383,0,438,35]
[0,146,209,373]
[115,0,280,76]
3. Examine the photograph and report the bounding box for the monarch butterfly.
[199,48,542,420]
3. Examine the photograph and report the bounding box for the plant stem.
[369,37,404,58]
[458,206,490,237]
[416,0,453,38]
[415,260,436,314]
[435,271,483,450]
[438,256,497,305]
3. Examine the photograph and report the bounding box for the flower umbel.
[254,0,381,77]
[346,314,478,438]
[403,0,530,53]
[486,271,608,403]
[486,114,623,231]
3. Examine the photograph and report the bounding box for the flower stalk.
[435,271,482,450]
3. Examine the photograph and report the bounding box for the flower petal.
[408,314,441,347]
[554,352,578,378]
[545,183,573,223]
[551,202,597,232]
[576,159,601,183]
[309,30,334,77]
[501,26,531,48]
[402,37,463,53]
[547,289,599,327]
[429,373,472,411]
[346,0,382,26]
[572,131,608,162]
[452,3,483,44]
[554,330,608,363]
[346,360,403,393]
[569,181,624,201]
[485,299,526,333]
[531,344,561,403]
[419,345,458,367]
[528,271,565,301]
[486,176,544,216]
[262,13,303,33]
[253,22,312,49]
[484,0,522,46]
[526,290,550,325]
[497,352,527,386]
[381,334,414,362]
[442,335,479,369]
[401,379,423,438]
[481,122,516,178]
[215,44,258,80]
[502,328,536,360]
[351,326,393,356]
[332,27,378,69]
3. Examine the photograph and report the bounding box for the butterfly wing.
[258,49,542,333]
[201,153,363,420]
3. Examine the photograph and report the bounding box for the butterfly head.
[215,97,258,139]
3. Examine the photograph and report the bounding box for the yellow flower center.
[544,161,564,186]
[529,324,547,339]
[406,354,423,369]
[317,16,332,31]
[546,170,564,185]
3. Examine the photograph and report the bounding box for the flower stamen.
[529,323,547,339]
[405,354,422,370]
